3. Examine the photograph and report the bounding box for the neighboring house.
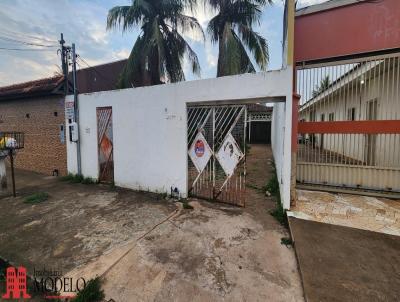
[0,59,127,176]
[299,58,400,168]
[74,59,127,93]
[0,76,67,175]
[246,104,272,144]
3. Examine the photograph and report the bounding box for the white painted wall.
[67,70,293,206]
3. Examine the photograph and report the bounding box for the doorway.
[97,107,114,182]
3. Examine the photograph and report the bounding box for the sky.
[0,0,327,86]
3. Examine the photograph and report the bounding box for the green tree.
[107,0,204,88]
[207,0,272,77]
[312,75,330,98]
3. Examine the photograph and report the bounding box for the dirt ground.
[0,145,304,301]
[289,217,400,302]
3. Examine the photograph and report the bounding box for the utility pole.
[59,33,69,95]
[71,43,82,175]
[59,35,82,175]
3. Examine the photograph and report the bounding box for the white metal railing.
[296,53,400,193]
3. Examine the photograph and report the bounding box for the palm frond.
[176,14,205,41]
[237,24,268,70]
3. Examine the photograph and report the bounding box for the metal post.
[9,150,16,197]
[72,43,82,175]
[0,156,6,191]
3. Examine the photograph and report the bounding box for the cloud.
[0,0,286,86]
[112,48,130,60]
[0,0,130,85]
[205,42,217,68]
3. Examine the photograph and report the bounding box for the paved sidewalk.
[290,217,400,302]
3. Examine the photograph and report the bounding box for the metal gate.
[187,105,247,206]
[97,107,114,182]
[296,52,400,193]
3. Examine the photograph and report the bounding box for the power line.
[76,55,109,80]
[0,29,58,43]
[0,46,55,51]
[0,36,58,48]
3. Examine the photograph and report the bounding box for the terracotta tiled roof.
[0,75,65,100]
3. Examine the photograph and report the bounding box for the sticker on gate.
[194,140,205,157]
[216,133,244,177]
[188,132,212,173]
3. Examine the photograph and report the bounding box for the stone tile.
[289,190,400,237]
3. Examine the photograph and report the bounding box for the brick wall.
[0,96,67,176]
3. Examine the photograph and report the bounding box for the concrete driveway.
[289,217,400,302]
[0,146,304,301]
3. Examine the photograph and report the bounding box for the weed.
[182,199,193,210]
[264,171,279,195]
[110,181,116,190]
[60,173,75,181]
[280,237,293,247]
[266,162,288,228]
[61,174,97,185]
[24,192,48,204]
[81,177,96,185]
[73,277,104,302]
[71,174,84,183]
[270,191,288,227]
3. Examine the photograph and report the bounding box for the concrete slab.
[289,217,400,302]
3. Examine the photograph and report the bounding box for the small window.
[25,113,30,118]
[347,108,356,121]
[54,111,58,117]
[328,113,334,121]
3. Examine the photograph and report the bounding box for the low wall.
[67,70,292,204]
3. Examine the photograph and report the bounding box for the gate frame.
[294,0,400,196]
[186,104,248,207]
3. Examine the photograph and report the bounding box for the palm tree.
[312,75,330,98]
[207,0,271,77]
[107,0,204,88]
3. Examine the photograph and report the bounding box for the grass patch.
[263,167,279,195]
[182,199,193,210]
[73,277,104,302]
[280,237,293,247]
[24,192,48,204]
[266,162,288,228]
[81,177,96,185]
[61,174,96,185]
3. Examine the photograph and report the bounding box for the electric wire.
[0,36,58,48]
[0,46,56,51]
[0,29,58,43]
[76,55,110,80]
